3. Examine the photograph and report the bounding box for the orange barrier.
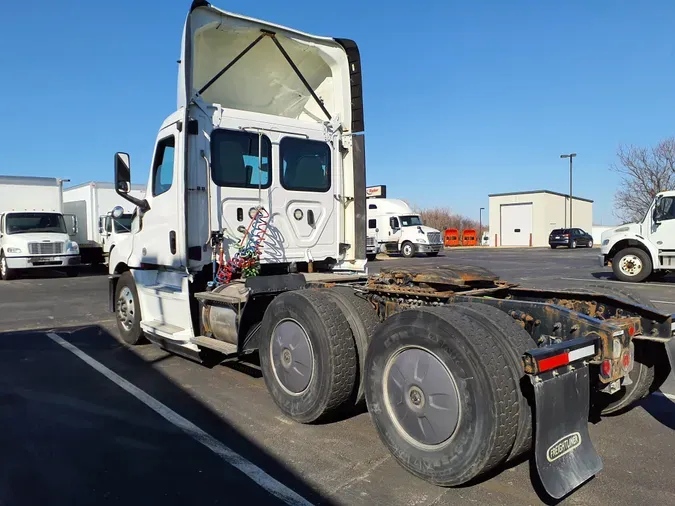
[444,228,460,247]
[462,229,477,246]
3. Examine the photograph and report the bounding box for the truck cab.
[599,190,675,282]
[108,3,366,343]
[366,198,443,257]
[98,211,133,262]
[0,211,80,280]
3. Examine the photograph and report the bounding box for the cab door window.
[152,136,176,197]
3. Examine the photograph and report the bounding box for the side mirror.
[653,207,661,224]
[114,152,150,212]
[111,206,124,219]
[115,152,131,194]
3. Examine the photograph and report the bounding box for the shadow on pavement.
[640,393,675,430]
[8,264,108,280]
[0,324,336,506]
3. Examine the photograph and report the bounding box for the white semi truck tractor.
[108,2,674,500]
[599,190,675,282]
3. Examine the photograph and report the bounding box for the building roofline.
[488,190,593,203]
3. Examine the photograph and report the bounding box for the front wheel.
[612,247,652,282]
[401,241,415,258]
[550,245,557,249]
[0,253,17,281]
[587,239,594,248]
[115,271,144,345]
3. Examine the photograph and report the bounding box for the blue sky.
[2,1,674,226]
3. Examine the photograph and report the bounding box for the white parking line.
[654,392,675,401]
[650,300,675,305]
[46,332,313,506]
[561,277,675,288]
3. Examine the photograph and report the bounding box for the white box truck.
[599,190,675,282]
[366,197,443,257]
[0,175,80,280]
[105,2,673,500]
[63,181,146,265]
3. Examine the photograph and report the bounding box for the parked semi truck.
[366,194,443,258]
[0,175,81,280]
[108,2,674,500]
[599,190,674,282]
[63,181,146,265]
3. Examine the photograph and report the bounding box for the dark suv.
[549,228,593,249]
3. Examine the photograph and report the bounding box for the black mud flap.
[533,364,603,499]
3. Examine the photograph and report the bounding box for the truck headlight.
[66,241,79,253]
[602,239,609,246]
[6,247,21,254]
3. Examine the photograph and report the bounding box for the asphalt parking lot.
[1,248,673,506]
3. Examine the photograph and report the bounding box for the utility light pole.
[560,153,576,227]
[479,207,485,245]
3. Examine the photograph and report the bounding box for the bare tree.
[612,138,675,223]
[410,205,481,232]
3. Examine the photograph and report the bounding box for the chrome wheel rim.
[0,257,6,278]
[383,346,461,449]
[270,319,314,395]
[403,244,412,256]
[116,286,136,331]
[619,254,643,277]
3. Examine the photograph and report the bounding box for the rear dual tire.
[364,306,533,486]
[259,289,358,423]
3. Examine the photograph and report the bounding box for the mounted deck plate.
[377,264,500,287]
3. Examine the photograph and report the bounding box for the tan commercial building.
[488,190,593,247]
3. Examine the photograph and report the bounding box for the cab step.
[191,335,238,356]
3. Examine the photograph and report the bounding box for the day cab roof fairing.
[178,2,364,133]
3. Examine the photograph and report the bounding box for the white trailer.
[63,181,146,264]
[366,197,443,257]
[105,3,673,500]
[0,175,80,280]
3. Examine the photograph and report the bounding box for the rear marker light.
[628,326,635,337]
[622,353,631,370]
[601,360,612,377]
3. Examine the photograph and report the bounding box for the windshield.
[5,213,67,235]
[400,215,423,227]
[113,214,133,233]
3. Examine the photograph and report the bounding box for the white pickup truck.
[599,190,675,282]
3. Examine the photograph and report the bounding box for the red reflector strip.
[538,353,569,372]
[536,345,596,373]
